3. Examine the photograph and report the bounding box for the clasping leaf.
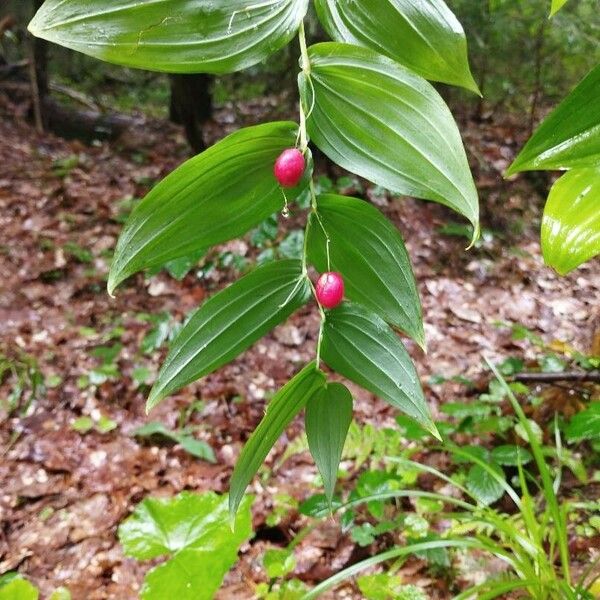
[321,302,439,439]
[108,122,311,294]
[29,0,309,74]
[299,43,479,238]
[305,382,353,504]
[229,363,326,517]
[148,259,310,411]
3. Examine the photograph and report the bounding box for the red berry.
[315,272,344,309]
[274,148,305,188]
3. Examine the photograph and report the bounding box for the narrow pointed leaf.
[300,43,479,233]
[229,363,326,517]
[307,194,424,346]
[314,0,479,92]
[108,122,310,293]
[541,168,600,275]
[550,0,569,16]
[148,260,310,410]
[320,302,437,437]
[305,382,353,503]
[507,64,600,174]
[29,0,309,74]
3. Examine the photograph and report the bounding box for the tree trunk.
[29,0,48,130]
[169,74,213,153]
[528,18,547,136]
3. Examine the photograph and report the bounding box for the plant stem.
[298,20,310,75]
[296,19,326,370]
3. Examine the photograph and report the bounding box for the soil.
[0,94,598,599]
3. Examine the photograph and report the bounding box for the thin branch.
[511,371,600,384]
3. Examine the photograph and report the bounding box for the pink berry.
[274,148,305,188]
[315,272,345,309]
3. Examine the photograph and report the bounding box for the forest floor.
[0,94,599,599]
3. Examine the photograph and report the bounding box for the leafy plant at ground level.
[133,422,215,462]
[357,574,428,600]
[0,350,44,417]
[118,491,253,600]
[0,573,71,600]
[299,362,597,600]
[566,402,600,442]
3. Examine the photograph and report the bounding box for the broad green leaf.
[142,547,241,600]
[229,363,326,517]
[300,43,479,235]
[148,260,310,410]
[49,589,71,600]
[29,0,309,74]
[305,382,353,503]
[118,491,252,560]
[119,492,252,600]
[314,0,478,92]
[466,463,505,506]
[307,194,424,346]
[0,579,38,600]
[320,303,438,437]
[550,0,569,16]
[490,445,533,466]
[108,122,310,294]
[566,402,600,442]
[507,65,600,174]
[541,168,600,275]
[0,573,21,588]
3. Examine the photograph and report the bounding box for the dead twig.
[49,82,100,112]
[511,371,600,384]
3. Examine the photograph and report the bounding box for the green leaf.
[49,589,71,600]
[566,402,600,442]
[466,463,505,506]
[263,548,296,579]
[308,194,424,346]
[320,302,438,438]
[164,249,207,281]
[118,491,252,560]
[314,0,478,92]
[229,363,326,518]
[490,445,533,466]
[141,547,234,600]
[305,382,353,503]
[515,419,543,445]
[0,579,38,600]
[148,260,310,410]
[541,168,600,275]
[133,422,216,462]
[0,573,21,588]
[29,0,309,74]
[507,64,600,174]
[108,122,310,294]
[71,416,94,433]
[119,492,252,600]
[358,573,428,600]
[300,43,479,235]
[550,0,569,16]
